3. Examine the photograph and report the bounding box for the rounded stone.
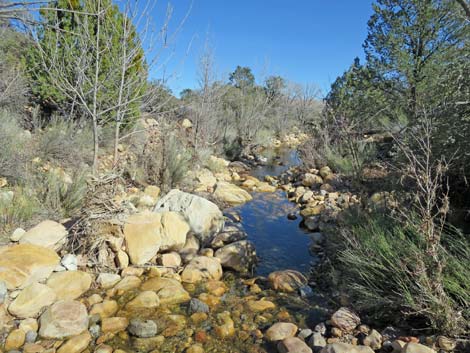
[39,300,89,339]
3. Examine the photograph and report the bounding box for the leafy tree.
[264,75,286,102]
[229,65,255,91]
[364,0,465,122]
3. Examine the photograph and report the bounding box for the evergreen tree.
[28,0,146,124]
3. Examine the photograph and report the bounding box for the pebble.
[188,298,210,314]
[25,330,38,343]
[128,319,157,338]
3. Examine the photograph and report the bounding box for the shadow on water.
[231,149,316,276]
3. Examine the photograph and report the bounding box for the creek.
[229,149,317,276]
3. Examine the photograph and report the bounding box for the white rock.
[10,228,26,242]
[61,254,78,271]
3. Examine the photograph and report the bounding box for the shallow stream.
[230,149,316,276]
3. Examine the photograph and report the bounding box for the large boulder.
[46,271,92,300]
[181,256,223,283]
[268,270,308,293]
[214,240,256,273]
[320,343,374,353]
[213,182,252,205]
[19,220,68,251]
[123,211,189,265]
[0,244,60,289]
[39,300,89,339]
[154,189,224,242]
[8,282,56,318]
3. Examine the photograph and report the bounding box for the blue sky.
[148,1,375,96]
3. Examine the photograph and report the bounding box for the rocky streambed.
[0,141,463,353]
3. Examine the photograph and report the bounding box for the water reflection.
[231,149,314,276]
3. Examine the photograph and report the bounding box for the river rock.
[257,182,277,192]
[278,337,313,353]
[19,318,39,332]
[265,322,298,341]
[181,256,223,283]
[97,273,121,289]
[124,211,189,265]
[214,181,253,205]
[8,282,56,318]
[101,317,129,333]
[19,220,67,250]
[114,275,142,292]
[60,254,78,271]
[319,166,332,178]
[401,343,436,353]
[126,291,160,310]
[39,300,89,339]
[10,228,26,242]
[214,240,256,273]
[320,343,374,353]
[302,173,323,187]
[154,189,224,242]
[330,307,360,332]
[363,329,382,350]
[5,328,26,351]
[246,299,276,312]
[268,270,308,292]
[0,280,7,304]
[57,332,91,353]
[89,300,119,319]
[140,277,190,305]
[210,225,247,249]
[159,252,182,267]
[309,332,327,351]
[25,330,37,343]
[188,298,209,314]
[0,244,60,289]
[46,271,92,300]
[128,318,157,338]
[437,336,456,351]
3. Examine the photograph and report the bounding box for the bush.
[0,110,32,182]
[35,116,93,169]
[126,123,193,191]
[0,188,39,242]
[34,170,88,219]
[330,211,469,335]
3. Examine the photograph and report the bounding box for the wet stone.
[188,298,209,315]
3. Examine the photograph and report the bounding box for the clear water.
[231,149,315,276]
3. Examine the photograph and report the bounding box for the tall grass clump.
[35,116,94,168]
[333,211,469,335]
[0,110,32,182]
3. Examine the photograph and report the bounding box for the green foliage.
[0,188,39,242]
[0,110,32,182]
[35,116,93,168]
[333,211,469,334]
[34,170,87,219]
[27,0,147,125]
[229,66,255,90]
[323,141,376,178]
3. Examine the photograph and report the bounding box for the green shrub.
[0,188,39,242]
[35,116,93,168]
[331,211,469,335]
[0,110,32,182]
[34,171,88,219]
[324,140,376,178]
